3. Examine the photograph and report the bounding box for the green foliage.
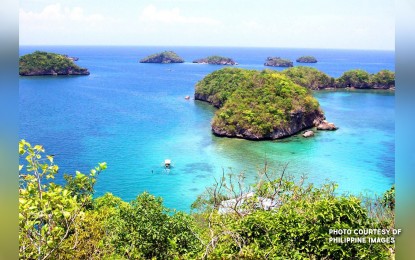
[382,185,395,211]
[336,69,395,89]
[336,69,371,88]
[283,66,335,90]
[296,56,318,63]
[371,70,395,89]
[193,167,394,259]
[107,192,201,259]
[195,68,322,138]
[139,51,185,63]
[19,51,89,76]
[195,67,254,107]
[18,140,107,259]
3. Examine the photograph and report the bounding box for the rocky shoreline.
[211,110,325,140]
[196,92,338,140]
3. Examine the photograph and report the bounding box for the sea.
[19,46,395,212]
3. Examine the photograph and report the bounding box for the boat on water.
[164,159,171,168]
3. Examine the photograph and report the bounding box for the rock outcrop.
[317,120,338,131]
[302,130,315,138]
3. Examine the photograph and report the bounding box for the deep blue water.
[19,46,395,211]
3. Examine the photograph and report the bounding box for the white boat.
[164,159,171,168]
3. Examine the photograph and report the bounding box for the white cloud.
[19,4,105,28]
[139,5,220,25]
[19,4,114,45]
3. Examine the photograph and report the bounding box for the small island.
[296,56,318,63]
[139,51,184,64]
[192,56,237,65]
[281,66,394,90]
[195,68,327,140]
[264,57,293,67]
[19,51,89,76]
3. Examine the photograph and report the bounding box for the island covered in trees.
[194,68,328,140]
[19,51,90,76]
[283,66,395,90]
[139,51,184,63]
[296,56,318,63]
[192,55,237,65]
[264,57,293,67]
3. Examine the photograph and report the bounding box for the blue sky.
[19,0,394,50]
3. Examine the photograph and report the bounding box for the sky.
[19,0,395,50]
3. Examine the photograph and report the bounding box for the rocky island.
[139,51,184,63]
[19,51,90,76]
[194,68,328,140]
[296,56,318,63]
[192,56,237,65]
[264,57,293,67]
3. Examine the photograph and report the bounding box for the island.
[264,57,293,67]
[192,55,237,65]
[194,68,328,140]
[336,69,395,89]
[19,51,90,76]
[139,51,184,63]
[296,56,318,63]
[282,67,394,90]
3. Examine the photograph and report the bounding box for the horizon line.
[18,44,395,52]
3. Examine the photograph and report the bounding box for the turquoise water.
[19,46,394,211]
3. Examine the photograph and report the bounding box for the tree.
[19,140,106,259]
[192,164,394,259]
[336,69,371,88]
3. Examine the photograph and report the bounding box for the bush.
[192,167,394,259]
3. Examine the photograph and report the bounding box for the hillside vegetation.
[19,140,395,259]
[283,66,335,90]
[19,51,89,76]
